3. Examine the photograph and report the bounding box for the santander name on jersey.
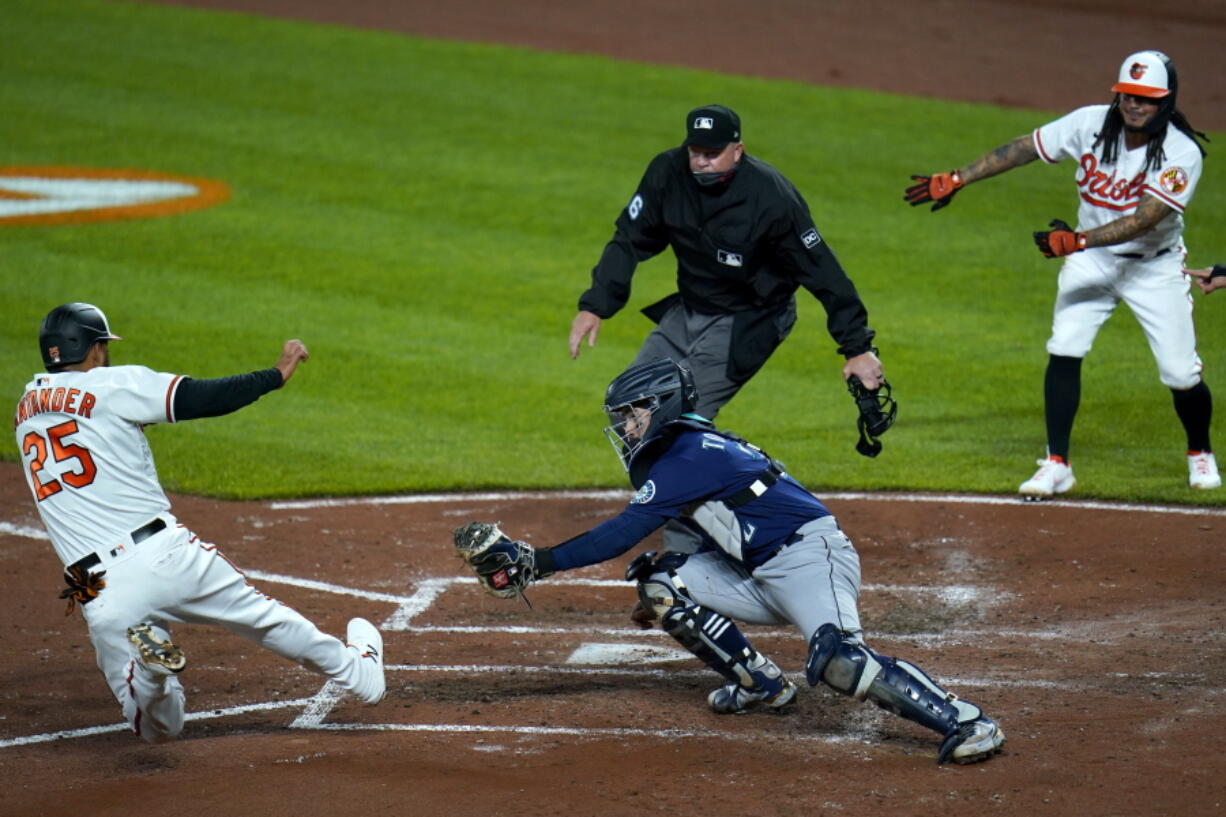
[14,365,183,566]
[1033,104,1201,255]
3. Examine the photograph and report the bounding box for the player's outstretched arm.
[173,339,308,421]
[958,134,1039,184]
[905,135,1038,211]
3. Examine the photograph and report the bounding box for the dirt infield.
[5,2,1225,815]
[2,459,1224,816]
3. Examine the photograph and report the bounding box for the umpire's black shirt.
[578,148,875,380]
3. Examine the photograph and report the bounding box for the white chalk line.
[267,489,1226,517]
[386,663,1099,691]
[270,489,630,510]
[309,721,866,745]
[0,696,315,749]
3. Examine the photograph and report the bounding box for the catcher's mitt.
[848,375,897,458]
[453,521,537,605]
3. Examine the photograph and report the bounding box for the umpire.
[568,104,884,419]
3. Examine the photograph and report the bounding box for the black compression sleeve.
[172,368,283,421]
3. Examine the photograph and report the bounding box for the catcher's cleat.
[1188,452,1221,490]
[127,623,186,675]
[1018,457,1075,500]
[708,654,797,714]
[939,716,1006,765]
[344,617,386,704]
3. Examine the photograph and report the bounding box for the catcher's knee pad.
[627,550,692,618]
[806,623,881,698]
[808,624,981,738]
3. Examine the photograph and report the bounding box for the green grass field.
[4,0,1224,503]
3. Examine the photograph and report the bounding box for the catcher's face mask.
[603,399,658,471]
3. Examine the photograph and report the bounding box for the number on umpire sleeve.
[627,194,643,220]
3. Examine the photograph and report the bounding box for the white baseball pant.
[79,517,369,742]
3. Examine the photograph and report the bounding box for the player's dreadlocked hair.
[1093,56,1209,172]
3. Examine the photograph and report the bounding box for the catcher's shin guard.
[807,624,997,762]
[636,561,775,689]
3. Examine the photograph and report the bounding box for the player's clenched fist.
[904,171,963,211]
[275,339,309,384]
[1032,219,1088,258]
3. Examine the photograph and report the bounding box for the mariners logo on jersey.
[631,480,657,504]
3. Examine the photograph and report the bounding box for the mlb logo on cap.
[684,105,741,149]
[1111,50,1172,98]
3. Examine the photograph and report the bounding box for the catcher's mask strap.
[856,419,883,458]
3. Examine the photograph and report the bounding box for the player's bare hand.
[842,350,883,391]
[568,310,601,359]
[275,339,309,384]
[1186,265,1226,294]
[905,171,963,211]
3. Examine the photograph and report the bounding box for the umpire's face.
[688,142,743,176]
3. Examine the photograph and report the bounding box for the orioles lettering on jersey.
[13,386,96,427]
[1076,153,1146,211]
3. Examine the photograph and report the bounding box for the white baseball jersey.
[1033,104,1202,255]
[14,365,184,566]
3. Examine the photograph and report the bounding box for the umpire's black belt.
[1115,247,1171,260]
[68,518,168,578]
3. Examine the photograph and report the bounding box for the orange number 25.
[22,420,98,501]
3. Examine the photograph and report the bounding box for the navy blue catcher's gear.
[39,303,121,369]
[806,624,1002,763]
[603,357,697,472]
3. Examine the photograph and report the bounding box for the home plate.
[566,642,693,665]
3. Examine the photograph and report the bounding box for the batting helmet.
[602,357,698,470]
[38,302,121,369]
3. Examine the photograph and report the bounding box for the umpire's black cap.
[683,105,741,149]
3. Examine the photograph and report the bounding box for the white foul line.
[0,697,315,749]
[267,489,1226,517]
[311,721,866,745]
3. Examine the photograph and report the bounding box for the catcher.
[454,358,1003,765]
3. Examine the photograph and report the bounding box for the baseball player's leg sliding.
[904,49,1218,496]
[454,359,1004,764]
[16,304,386,742]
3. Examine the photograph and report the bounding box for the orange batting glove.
[904,170,964,211]
[1033,219,1088,258]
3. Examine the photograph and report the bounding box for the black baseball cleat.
[127,623,187,675]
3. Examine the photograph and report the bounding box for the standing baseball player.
[455,358,1004,765]
[906,50,1216,495]
[14,303,386,743]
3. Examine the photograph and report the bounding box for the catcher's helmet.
[602,357,697,471]
[38,302,121,369]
